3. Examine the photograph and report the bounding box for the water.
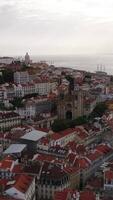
[32,54,113,75]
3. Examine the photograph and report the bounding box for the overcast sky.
[0,0,113,56]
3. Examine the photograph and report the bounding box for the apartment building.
[38,162,69,199]
[15,100,36,119]
[5,175,36,200]
[50,128,76,147]
[14,83,35,97]
[0,111,21,131]
[14,71,30,84]
[35,80,57,95]
[104,169,113,191]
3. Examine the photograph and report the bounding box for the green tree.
[11,97,24,108]
[51,116,88,132]
[84,72,91,83]
[24,93,39,99]
[0,102,5,111]
[65,75,74,91]
[2,69,14,83]
[0,74,4,84]
[89,102,107,118]
[51,119,70,132]
[70,115,88,127]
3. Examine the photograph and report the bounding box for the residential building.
[15,101,36,119]
[5,85,15,101]
[14,71,30,84]
[0,57,14,64]
[0,111,21,131]
[5,174,36,200]
[19,129,48,153]
[54,189,98,200]
[0,133,11,150]
[50,128,77,147]
[35,79,57,95]
[0,87,7,102]
[104,169,113,191]
[38,162,69,199]
[3,144,27,157]
[14,83,35,98]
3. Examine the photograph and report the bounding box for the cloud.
[0,0,113,55]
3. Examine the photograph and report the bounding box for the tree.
[21,63,30,71]
[0,102,5,111]
[84,73,91,84]
[0,74,4,84]
[89,102,107,118]
[51,102,57,114]
[65,75,75,91]
[24,93,39,99]
[70,115,88,127]
[51,119,70,132]
[110,75,113,83]
[11,97,24,108]
[2,69,14,83]
[51,116,88,132]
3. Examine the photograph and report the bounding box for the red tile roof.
[54,189,96,200]
[76,144,86,154]
[87,177,103,189]
[64,166,80,174]
[0,179,8,187]
[77,131,88,140]
[67,153,77,164]
[66,141,77,152]
[51,128,76,141]
[33,153,55,162]
[12,164,23,174]
[96,144,112,155]
[75,157,90,169]
[0,196,19,200]
[54,189,71,200]
[51,133,61,140]
[80,190,96,200]
[14,174,34,193]
[105,170,113,181]
[87,150,102,162]
[0,155,14,171]
[39,137,49,145]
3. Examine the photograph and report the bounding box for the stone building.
[57,90,84,120]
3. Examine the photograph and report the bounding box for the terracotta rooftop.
[0,155,15,171]
[33,153,55,163]
[87,150,102,162]
[40,162,67,180]
[105,170,113,181]
[14,174,34,193]
[54,189,71,200]
[80,190,96,200]
[51,128,76,141]
[0,196,19,200]
[96,144,112,155]
[75,157,90,169]
[54,189,96,200]
[0,111,19,119]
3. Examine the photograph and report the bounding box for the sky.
[0,0,113,56]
